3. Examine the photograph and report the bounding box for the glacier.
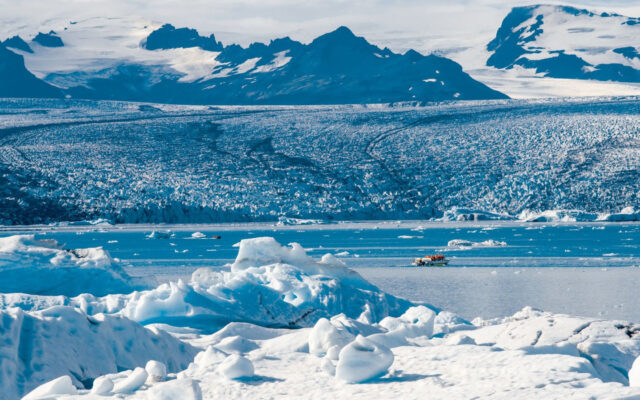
[2,97,640,225]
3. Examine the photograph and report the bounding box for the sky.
[3,0,640,98]
[3,0,640,55]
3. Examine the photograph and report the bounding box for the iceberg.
[447,239,507,248]
[0,306,196,399]
[0,235,141,296]
[0,237,411,332]
[440,208,515,222]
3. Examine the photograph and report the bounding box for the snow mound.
[145,360,167,382]
[91,376,114,395]
[470,306,640,385]
[0,235,138,296]
[219,355,255,380]
[447,239,507,248]
[113,367,148,394]
[0,306,197,399]
[309,318,355,359]
[630,357,640,387]
[22,376,77,400]
[335,335,394,383]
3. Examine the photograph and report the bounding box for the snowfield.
[1,235,640,399]
[3,97,640,225]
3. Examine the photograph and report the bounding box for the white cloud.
[2,0,639,54]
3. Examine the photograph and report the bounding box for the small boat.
[413,254,449,266]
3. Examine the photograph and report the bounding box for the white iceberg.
[0,306,196,399]
[44,237,411,332]
[440,207,515,222]
[518,209,599,222]
[0,235,140,296]
[447,239,507,248]
[597,207,640,222]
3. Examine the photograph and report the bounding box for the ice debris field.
[1,222,640,399]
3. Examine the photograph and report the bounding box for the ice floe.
[447,239,507,249]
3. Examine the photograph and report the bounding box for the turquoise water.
[2,221,639,321]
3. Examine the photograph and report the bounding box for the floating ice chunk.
[276,216,324,226]
[630,356,640,387]
[398,235,423,239]
[518,209,598,222]
[145,360,167,382]
[113,367,148,393]
[309,318,355,359]
[0,235,136,296]
[440,207,515,221]
[218,355,254,380]
[598,207,640,222]
[90,376,114,395]
[335,335,394,383]
[23,376,77,399]
[447,239,507,248]
[146,230,173,239]
[191,232,206,238]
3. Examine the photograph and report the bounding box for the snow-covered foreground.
[1,235,640,399]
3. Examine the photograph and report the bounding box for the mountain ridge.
[0,20,507,104]
[487,4,640,83]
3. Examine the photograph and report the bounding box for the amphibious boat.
[412,254,449,266]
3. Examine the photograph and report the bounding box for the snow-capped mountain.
[0,40,61,98]
[487,5,640,82]
[0,18,506,104]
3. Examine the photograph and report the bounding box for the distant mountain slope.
[487,5,640,82]
[0,44,62,98]
[0,18,506,104]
